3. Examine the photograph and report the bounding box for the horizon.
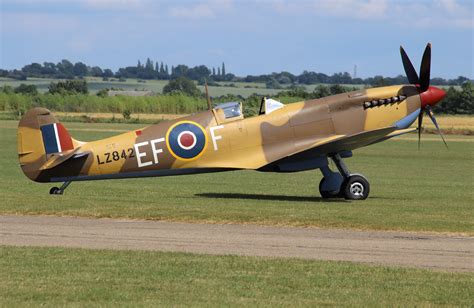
[2,57,473,81]
[1,0,473,79]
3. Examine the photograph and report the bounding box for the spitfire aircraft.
[18,43,447,200]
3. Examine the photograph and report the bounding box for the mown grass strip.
[1,246,473,306]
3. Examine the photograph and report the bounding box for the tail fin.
[18,108,82,182]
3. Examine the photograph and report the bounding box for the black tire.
[319,178,342,199]
[49,187,62,195]
[342,175,370,200]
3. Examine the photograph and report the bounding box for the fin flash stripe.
[40,123,74,154]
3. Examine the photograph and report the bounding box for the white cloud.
[169,3,215,18]
[269,0,473,29]
[1,12,80,34]
[168,0,233,19]
[312,0,388,20]
[1,0,149,10]
[83,0,147,10]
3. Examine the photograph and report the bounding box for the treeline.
[1,59,471,87]
[1,80,472,116]
[0,60,232,83]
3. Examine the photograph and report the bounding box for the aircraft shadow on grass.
[195,193,343,203]
[196,193,397,203]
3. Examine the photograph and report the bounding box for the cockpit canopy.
[259,97,284,115]
[214,101,242,119]
[213,101,243,124]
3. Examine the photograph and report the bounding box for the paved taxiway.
[1,215,472,272]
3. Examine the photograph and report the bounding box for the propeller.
[399,43,447,149]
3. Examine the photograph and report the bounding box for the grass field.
[1,246,472,306]
[0,77,284,98]
[423,115,474,135]
[1,120,473,233]
[0,77,368,98]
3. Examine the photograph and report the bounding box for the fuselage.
[21,84,422,183]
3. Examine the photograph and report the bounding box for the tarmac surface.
[1,215,473,272]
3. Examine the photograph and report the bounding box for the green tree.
[163,77,201,97]
[221,62,226,76]
[145,58,154,71]
[312,85,331,98]
[160,62,165,74]
[329,84,346,95]
[371,75,387,87]
[73,62,88,77]
[90,66,103,77]
[96,88,109,97]
[14,84,38,95]
[458,82,474,114]
[265,78,281,89]
[1,85,14,94]
[57,59,74,78]
[103,69,114,78]
[442,82,474,114]
[49,80,88,95]
[171,65,189,79]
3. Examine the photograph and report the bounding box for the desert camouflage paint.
[18,85,420,183]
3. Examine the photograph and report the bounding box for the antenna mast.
[205,80,212,111]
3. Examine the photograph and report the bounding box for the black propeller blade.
[400,46,419,85]
[417,110,424,149]
[419,43,431,92]
[426,106,448,149]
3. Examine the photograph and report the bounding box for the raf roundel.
[166,121,207,160]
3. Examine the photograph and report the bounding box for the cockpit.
[212,98,285,124]
[215,102,242,119]
[258,97,284,115]
[212,101,243,124]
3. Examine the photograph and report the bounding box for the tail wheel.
[342,175,370,200]
[49,187,63,195]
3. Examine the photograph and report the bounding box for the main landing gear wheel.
[342,174,370,200]
[319,154,370,200]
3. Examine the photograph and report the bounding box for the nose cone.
[420,86,446,108]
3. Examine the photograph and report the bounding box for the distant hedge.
[0,93,208,115]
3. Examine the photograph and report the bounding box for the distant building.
[108,90,154,97]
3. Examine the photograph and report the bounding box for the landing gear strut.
[319,154,370,200]
[49,181,71,195]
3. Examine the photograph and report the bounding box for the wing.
[259,127,414,171]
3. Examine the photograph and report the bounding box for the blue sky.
[1,0,473,79]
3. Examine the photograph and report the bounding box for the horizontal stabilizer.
[39,148,89,170]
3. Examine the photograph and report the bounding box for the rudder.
[18,107,80,182]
